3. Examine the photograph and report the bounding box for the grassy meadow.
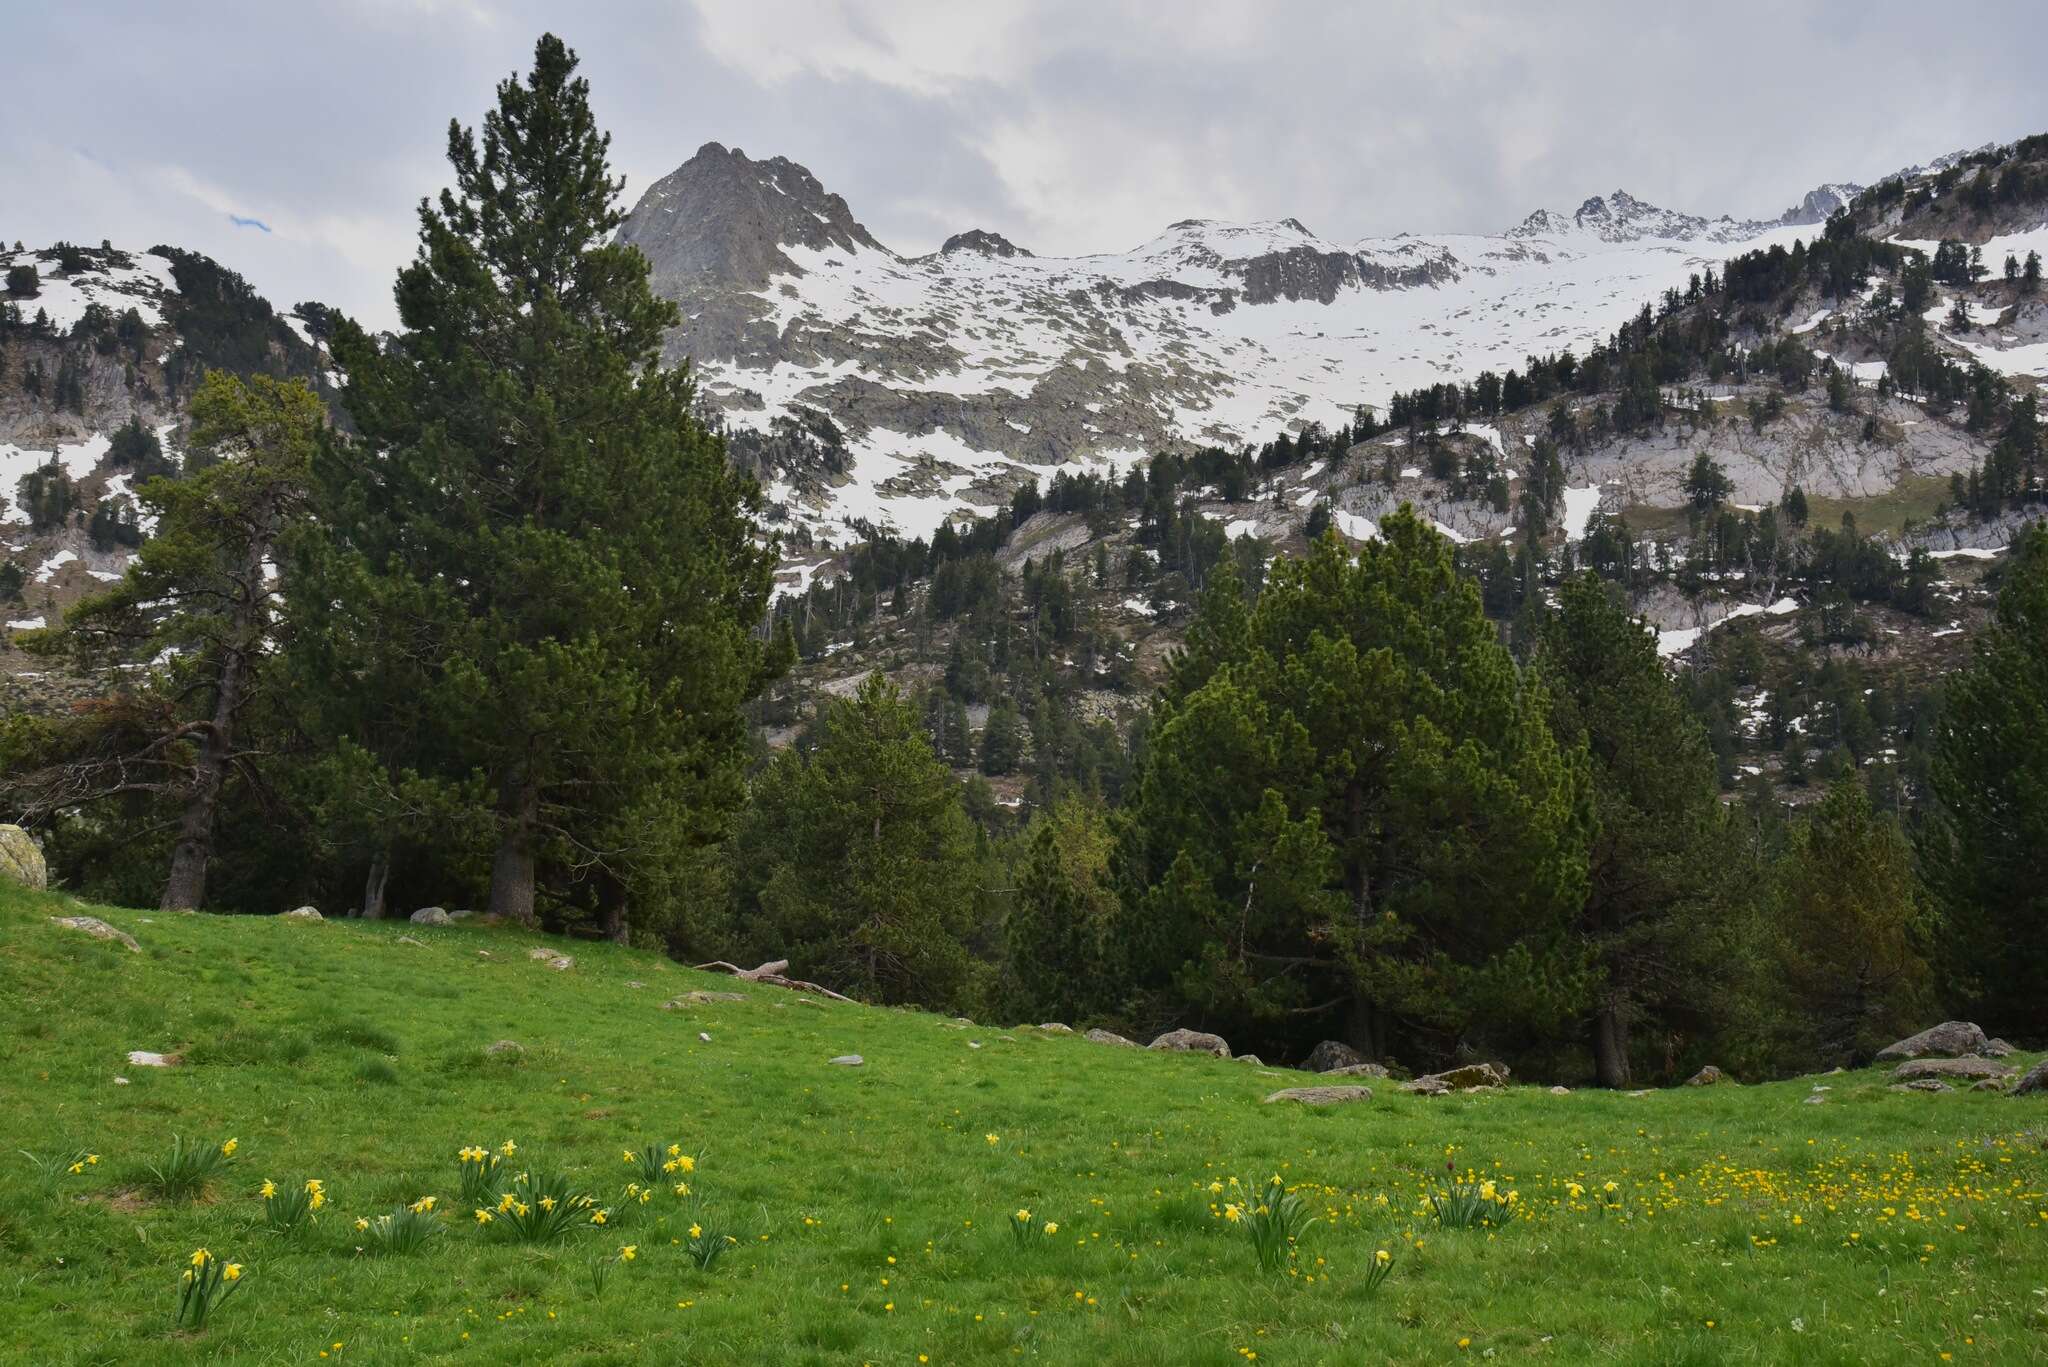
[2,882,2044,1365]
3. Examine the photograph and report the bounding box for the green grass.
[3,882,2045,1364]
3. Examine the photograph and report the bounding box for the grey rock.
[1400,1077,1451,1096]
[527,946,557,961]
[1971,1078,2006,1092]
[1148,1028,1231,1058]
[1549,1085,1572,1095]
[1984,1038,2015,1057]
[828,1054,864,1067]
[49,915,140,952]
[1890,1079,1955,1093]
[1684,1065,1728,1087]
[1411,1061,1510,1092]
[664,991,745,1008]
[2010,1058,2048,1097]
[127,1050,174,1067]
[1236,1054,1264,1066]
[1264,1085,1372,1106]
[1037,1022,1073,1034]
[0,824,47,889]
[396,935,427,947]
[1893,1057,2008,1082]
[409,906,452,926]
[1802,1094,1826,1105]
[625,980,645,989]
[279,906,323,921]
[1084,1028,1137,1048]
[1328,1062,1391,1079]
[1875,1021,1989,1061]
[546,955,574,972]
[1303,1040,1365,1073]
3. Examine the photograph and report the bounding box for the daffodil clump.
[259,1177,327,1233]
[19,1148,99,1192]
[684,1220,737,1270]
[1362,1247,1395,1293]
[478,1166,600,1243]
[356,1196,440,1254]
[145,1135,237,1202]
[1005,1207,1058,1249]
[1239,1175,1315,1272]
[1428,1160,1520,1230]
[174,1247,245,1329]
[456,1142,508,1206]
[621,1141,696,1188]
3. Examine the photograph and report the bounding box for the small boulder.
[396,935,427,947]
[1549,1085,1572,1095]
[1984,1038,2015,1057]
[1893,1057,2008,1082]
[1303,1040,1365,1073]
[1684,1065,1727,1087]
[484,1039,523,1057]
[625,980,645,989]
[1802,1094,1826,1105]
[475,950,494,960]
[546,955,574,971]
[49,915,141,953]
[127,1050,175,1067]
[1148,1028,1231,1058]
[409,906,452,926]
[1874,1021,1989,1061]
[1085,1028,1137,1048]
[1890,1079,1954,1093]
[828,1054,864,1067]
[1236,1054,1265,1066]
[1037,1022,1073,1034]
[1264,1085,1372,1106]
[1400,1076,1451,1096]
[1970,1078,2006,1093]
[279,906,323,921]
[1328,1062,1391,1080]
[2009,1058,2048,1097]
[0,824,48,889]
[527,947,556,961]
[664,991,745,1008]
[1412,1061,1510,1092]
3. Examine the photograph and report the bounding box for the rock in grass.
[546,955,574,971]
[1890,1079,1955,1093]
[829,1054,864,1067]
[1329,1062,1391,1080]
[279,906,324,921]
[1401,1077,1451,1096]
[0,824,47,890]
[49,915,141,953]
[1236,1054,1264,1066]
[527,947,556,961]
[396,935,427,947]
[1264,1085,1372,1105]
[484,1039,523,1057]
[1684,1065,1728,1086]
[1971,1078,2006,1092]
[1303,1040,1365,1073]
[127,1050,175,1067]
[409,906,452,926]
[1984,1038,2015,1057]
[1893,1057,2009,1082]
[1148,1028,1231,1058]
[1550,1086,1572,1095]
[1037,1023,1073,1034]
[2009,1059,2048,1097]
[664,991,745,1008]
[1875,1021,1989,1061]
[1406,1061,1510,1094]
[1084,1028,1137,1048]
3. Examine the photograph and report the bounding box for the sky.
[7,1,2046,331]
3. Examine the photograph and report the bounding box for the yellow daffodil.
[1015,1208,1032,1222]
[667,1143,681,1158]
[499,1141,517,1157]
[68,1161,84,1175]
[986,1133,1000,1145]
[590,1210,607,1225]
[411,1195,435,1213]
[260,1179,277,1199]
[1376,1249,1392,1265]
[539,1195,556,1212]
[87,1154,99,1165]
[673,1183,690,1197]
[223,1263,242,1281]
[1043,1222,1058,1235]
[623,1149,637,1164]
[620,1245,637,1261]
[474,1209,492,1224]
[190,1248,211,1267]
[220,1139,238,1157]
[689,1223,703,1239]
[355,1218,371,1231]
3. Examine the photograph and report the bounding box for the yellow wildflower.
[220,1139,238,1157]
[1043,1222,1058,1235]
[590,1210,608,1225]
[689,1223,703,1239]
[355,1218,370,1231]
[986,1133,1000,1146]
[260,1179,277,1199]
[620,1245,637,1261]
[189,1248,211,1267]
[1375,1249,1392,1265]
[68,1161,84,1175]
[1016,1208,1032,1223]
[223,1263,242,1281]
[411,1195,435,1213]
[87,1154,99,1165]
[667,1143,681,1158]
[677,1155,696,1173]
[539,1195,556,1212]
[499,1140,517,1157]
[474,1209,492,1225]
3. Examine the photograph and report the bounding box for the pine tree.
[726,675,983,1009]
[309,35,778,929]
[5,373,320,909]
[1536,575,1736,1086]
[1118,509,1592,1061]
[1003,794,1122,1024]
[1922,522,2048,1037]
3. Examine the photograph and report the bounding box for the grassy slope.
[2,884,2044,1366]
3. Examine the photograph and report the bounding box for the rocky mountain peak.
[938,228,1033,259]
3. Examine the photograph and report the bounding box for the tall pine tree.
[310,35,779,929]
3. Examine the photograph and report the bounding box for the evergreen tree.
[1536,575,1736,1086]
[1922,522,2048,1038]
[1003,794,1122,1024]
[4,373,320,909]
[309,35,778,929]
[1118,515,1593,1062]
[979,698,1024,776]
[726,676,983,1009]
[1776,777,1932,1064]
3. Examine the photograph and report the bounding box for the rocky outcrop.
[1890,1079,1954,1093]
[1421,1062,1511,1091]
[1264,1085,1372,1105]
[1148,1028,1230,1058]
[1085,1028,1137,1048]
[2006,1058,2048,1097]
[0,825,47,890]
[409,906,452,926]
[1684,1065,1728,1087]
[1875,1022,1990,1060]
[1328,1062,1391,1080]
[1893,1057,2009,1082]
[50,915,139,952]
[1303,1040,1365,1073]
[279,906,323,922]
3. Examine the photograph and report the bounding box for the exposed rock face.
[1890,1079,1954,1093]
[1264,1085,1372,1105]
[1085,1028,1137,1048]
[1416,1062,1511,1091]
[0,825,47,890]
[49,915,140,952]
[1303,1040,1365,1073]
[1875,1022,1990,1061]
[1148,1028,1231,1058]
[1893,1057,2009,1082]
[2010,1059,2048,1096]
[1328,1062,1391,1080]
[938,229,1032,259]
[409,906,452,926]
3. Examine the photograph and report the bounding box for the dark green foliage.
[1002,795,1124,1024]
[1922,522,2048,1038]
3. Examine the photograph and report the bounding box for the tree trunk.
[1343,992,1382,1060]
[602,899,629,945]
[361,849,392,919]
[161,554,261,910]
[1593,1004,1632,1088]
[487,766,540,927]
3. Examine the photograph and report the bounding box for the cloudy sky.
[9,1,2045,329]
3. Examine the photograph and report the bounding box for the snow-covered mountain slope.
[619,143,1867,547]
